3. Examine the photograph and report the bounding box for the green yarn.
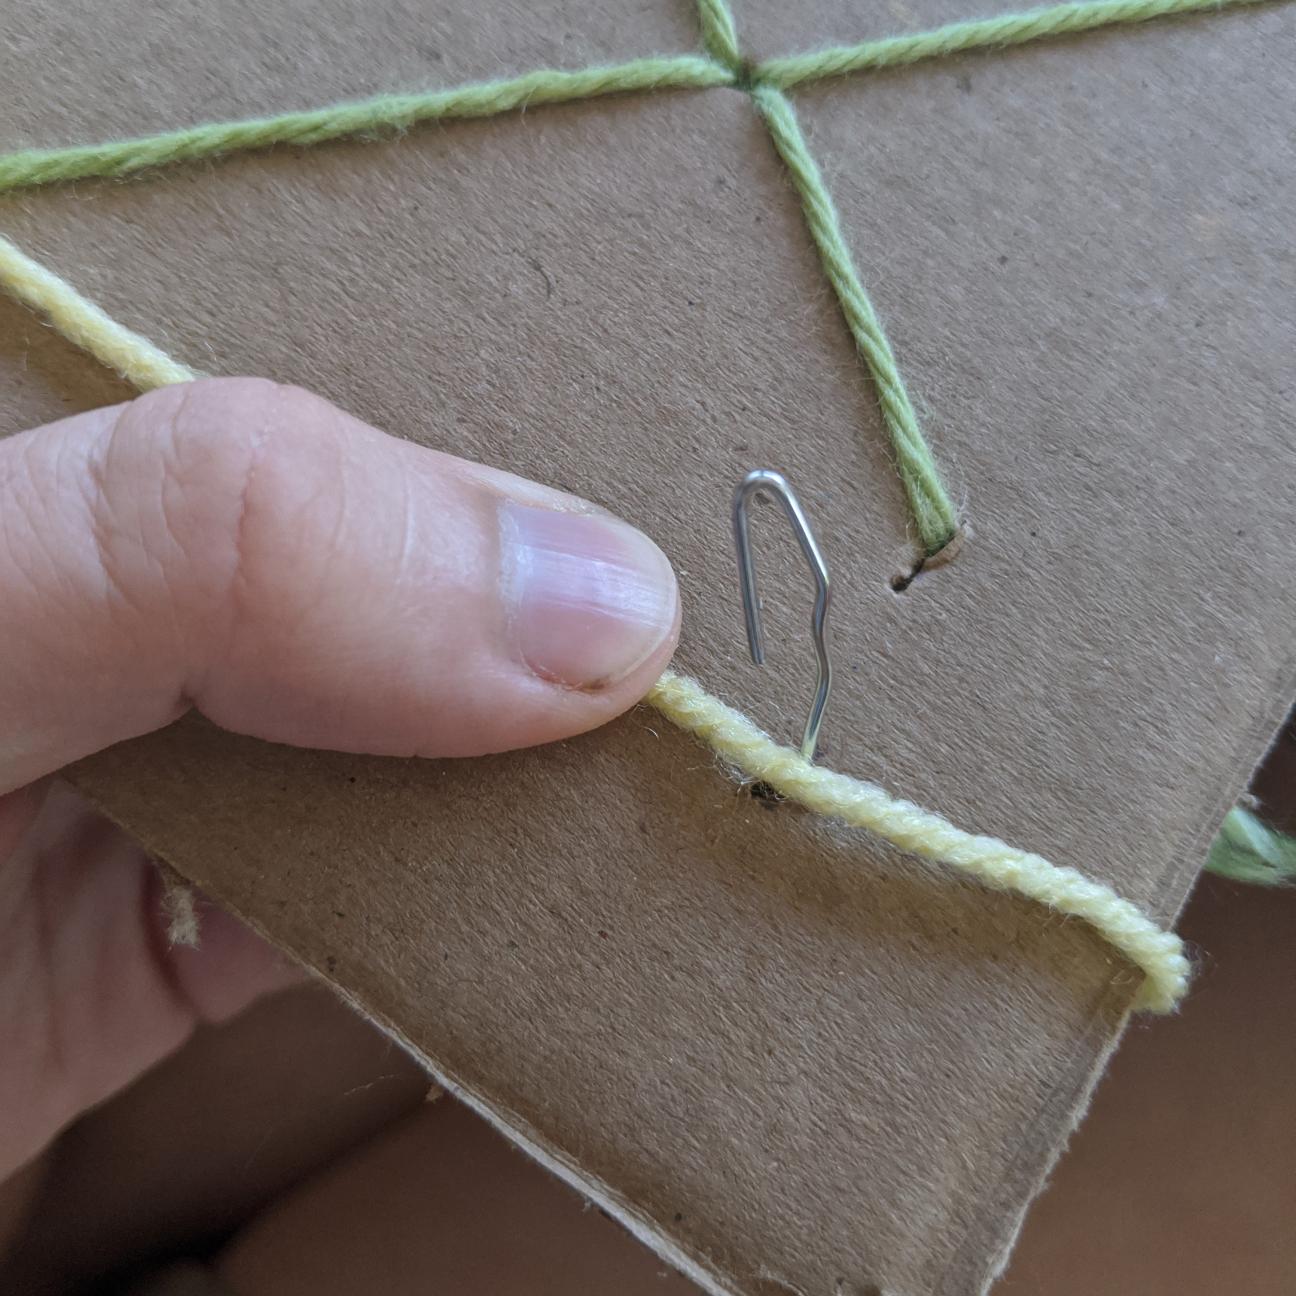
[696,0,744,71]
[0,0,1268,558]
[2,0,1281,938]
[751,83,959,554]
[760,0,1271,89]
[1205,807,1296,886]
[0,56,733,192]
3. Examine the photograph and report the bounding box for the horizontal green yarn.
[751,83,958,554]
[761,0,1270,88]
[0,0,1268,557]
[0,0,1268,195]
[0,56,732,192]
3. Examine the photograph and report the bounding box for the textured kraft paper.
[2,1,1295,1293]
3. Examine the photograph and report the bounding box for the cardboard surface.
[0,0,698,147]
[2,2,1293,1293]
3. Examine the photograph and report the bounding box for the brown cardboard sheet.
[2,2,1294,1293]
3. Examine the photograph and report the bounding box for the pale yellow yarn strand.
[0,234,197,390]
[647,672,1188,1011]
[0,235,1189,1012]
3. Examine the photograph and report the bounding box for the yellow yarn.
[0,235,197,389]
[0,234,1190,1012]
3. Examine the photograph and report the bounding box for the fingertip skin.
[0,378,680,790]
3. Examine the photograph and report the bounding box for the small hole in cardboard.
[888,524,968,594]
[748,780,786,808]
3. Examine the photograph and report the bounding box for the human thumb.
[0,377,681,793]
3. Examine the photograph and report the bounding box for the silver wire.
[731,469,833,761]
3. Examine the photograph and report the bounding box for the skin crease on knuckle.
[193,381,498,748]
[102,379,337,708]
[212,384,507,741]
[3,375,681,771]
[83,379,482,749]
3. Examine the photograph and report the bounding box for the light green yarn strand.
[1205,806,1296,886]
[0,56,732,192]
[751,84,958,554]
[759,0,1271,88]
[698,0,958,553]
[696,0,744,69]
[0,227,1197,1007]
[1,0,1269,559]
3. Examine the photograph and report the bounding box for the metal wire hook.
[732,469,833,761]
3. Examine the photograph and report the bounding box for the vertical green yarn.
[1205,806,1296,886]
[749,83,959,555]
[696,0,744,70]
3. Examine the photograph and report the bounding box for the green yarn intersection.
[0,0,1273,555]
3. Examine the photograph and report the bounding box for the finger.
[0,378,680,792]
[0,783,304,1181]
